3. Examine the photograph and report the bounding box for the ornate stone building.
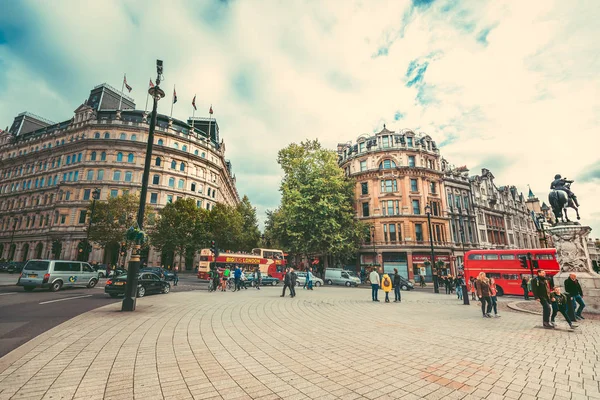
[0,83,240,267]
[338,127,452,281]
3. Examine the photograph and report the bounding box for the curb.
[507,301,542,316]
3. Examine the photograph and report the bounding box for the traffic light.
[210,240,219,258]
[120,242,127,257]
[518,255,528,269]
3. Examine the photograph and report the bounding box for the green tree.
[88,193,145,248]
[208,203,243,252]
[236,195,261,251]
[275,139,368,263]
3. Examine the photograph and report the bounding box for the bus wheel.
[496,286,504,296]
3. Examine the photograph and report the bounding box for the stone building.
[338,127,452,282]
[0,83,239,267]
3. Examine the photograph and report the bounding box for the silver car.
[295,272,323,287]
[17,260,99,292]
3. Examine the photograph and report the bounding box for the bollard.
[462,284,470,305]
[566,294,576,322]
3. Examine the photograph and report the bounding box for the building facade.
[0,84,239,267]
[338,127,452,282]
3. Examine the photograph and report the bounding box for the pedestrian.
[392,268,402,302]
[173,265,179,286]
[307,267,314,290]
[240,269,248,289]
[474,272,493,318]
[281,267,292,297]
[419,274,425,287]
[489,278,500,317]
[289,268,297,297]
[369,268,380,302]
[469,277,477,300]
[222,266,230,291]
[550,287,578,329]
[381,272,392,302]
[531,269,554,329]
[254,267,261,290]
[455,275,464,300]
[360,268,366,284]
[445,275,453,294]
[233,265,242,291]
[521,276,530,300]
[564,273,585,320]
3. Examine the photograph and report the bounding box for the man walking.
[254,266,261,290]
[393,268,402,302]
[564,273,585,320]
[233,265,242,292]
[281,267,292,297]
[531,269,553,329]
[369,268,380,302]
[289,268,297,298]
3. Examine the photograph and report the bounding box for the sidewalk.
[0,275,18,287]
[1,288,599,400]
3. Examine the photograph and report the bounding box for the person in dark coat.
[393,268,402,302]
[289,268,297,298]
[564,273,585,320]
[521,276,530,300]
[531,270,554,329]
[474,272,493,318]
[550,287,577,329]
[281,267,292,297]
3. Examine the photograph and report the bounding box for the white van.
[17,260,99,292]
[324,268,360,287]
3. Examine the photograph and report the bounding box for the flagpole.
[192,108,195,129]
[207,107,212,142]
[145,78,151,112]
[170,85,175,118]
[118,73,125,111]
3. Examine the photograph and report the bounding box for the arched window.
[152,175,160,185]
[171,160,176,169]
[173,142,179,149]
[157,139,164,146]
[104,132,110,139]
[155,157,162,166]
[178,179,185,189]
[101,152,106,161]
[194,150,199,156]
[66,155,71,165]
[168,177,175,188]
[87,170,94,181]
[94,132,100,139]
[90,151,97,161]
[127,153,134,163]
[117,152,123,162]
[180,162,185,172]
[97,170,104,180]
[131,134,137,141]
[120,133,126,140]
[125,171,132,182]
[201,152,206,158]
[113,170,121,181]
[182,145,187,152]
[379,159,397,170]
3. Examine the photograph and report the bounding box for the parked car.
[294,272,323,287]
[140,267,176,282]
[104,272,170,298]
[1,262,25,274]
[395,276,414,291]
[324,268,360,287]
[94,264,109,277]
[245,273,280,286]
[17,260,99,292]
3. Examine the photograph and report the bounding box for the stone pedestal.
[547,223,600,313]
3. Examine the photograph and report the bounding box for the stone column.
[547,223,600,313]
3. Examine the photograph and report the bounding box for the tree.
[236,195,261,251]
[274,139,368,264]
[88,193,147,248]
[208,203,243,252]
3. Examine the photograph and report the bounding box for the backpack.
[383,276,391,288]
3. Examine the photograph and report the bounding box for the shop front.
[411,254,451,283]
[382,252,408,279]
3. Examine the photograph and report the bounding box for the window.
[379,159,396,170]
[87,170,94,181]
[182,145,187,152]
[125,171,132,182]
[382,136,389,148]
[455,196,462,209]
[127,153,134,163]
[60,214,67,224]
[361,182,368,195]
[66,155,71,165]
[486,273,502,279]
[113,170,121,181]
[389,224,397,242]
[191,183,196,192]
[104,132,110,139]
[167,195,173,203]
[168,177,175,187]
[180,162,185,172]
[171,160,176,169]
[117,152,123,162]
[150,193,158,204]
[408,156,416,167]
[157,139,164,145]
[535,254,554,260]
[194,150,199,156]
[380,179,397,193]
[155,157,162,166]
[359,142,365,153]
[152,175,160,185]
[383,200,397,216]
[90,152,97,161]
[412,200,420,215]
[94,132,100,139]
[131,134,137,141]
[79,210,87,224]
[431,202,439,216]
[362,202,370,217]
[83,189,91,200]
[429,182,436,194]
[410,179,418,192]
[101,152,106,161]
[500,254,515,260]
[120,133,126,140]
[97,170,104,180]
[178,179,184,189]
[463,196,470,209]
[77,153,82,163]
[173,142,179,149]
[360,161,367,171]
[110,189,118,198]
[415,224,423,241]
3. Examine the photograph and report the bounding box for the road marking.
[39,295,93,305]
[0,292,18,296]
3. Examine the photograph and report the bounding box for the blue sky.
[1,0,599,236]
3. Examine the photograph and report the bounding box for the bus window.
[252,249,261,256]
[535,254,554,260]
[500,254,515,260]
[264,251,273,259]
[200,256,209,261]
[486,273,501,279]
[468,254,483,260]
[502,274,520,280]
[484,254,499,260]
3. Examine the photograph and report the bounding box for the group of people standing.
[368,267,403,303]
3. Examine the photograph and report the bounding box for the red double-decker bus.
[197,248,286,280]
[463,249,560,296]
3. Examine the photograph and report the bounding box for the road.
[0,273,206,358]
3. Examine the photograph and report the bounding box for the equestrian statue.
[548,174,580,224]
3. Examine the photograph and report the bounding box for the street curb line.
[507,301,542,316]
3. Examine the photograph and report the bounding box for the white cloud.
[0,0,599,236]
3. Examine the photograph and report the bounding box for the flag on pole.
[192,95,197,110]
[149,79,155,88]
[209,105,213,115]
[173,88,178,104]
[124,75,132,92]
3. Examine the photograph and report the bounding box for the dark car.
[245,273,280,286]
[104,272,170,298]
[5,262,25,274]
[396,276,414,291]
[140,267,176,282]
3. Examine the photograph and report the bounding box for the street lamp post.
[122,60,165,312]
[459,222,466,270]
[425,204,439,294]
[370,225,376,268]
[8,218,17,261]
[84,188,101,262]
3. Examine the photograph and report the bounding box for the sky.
[1,0,599,238]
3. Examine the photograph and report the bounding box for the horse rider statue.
[550,174,579,207]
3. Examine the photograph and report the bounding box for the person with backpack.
[392,268,402,302]
[550,287,577,329]
[531,269,554,329]
[381,272,393,303]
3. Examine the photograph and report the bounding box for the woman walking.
[489,278,500,317]
[474,272,493,318]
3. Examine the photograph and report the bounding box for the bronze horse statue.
[549,182,580,224]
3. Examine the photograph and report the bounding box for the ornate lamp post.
[122,60,165,312]
[459,222,466,269]
[84,188,101,261]
[370,225,376,268]
[8,217,17,261]
[425,204,439,293]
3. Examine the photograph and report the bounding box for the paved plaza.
[0,287,598,400]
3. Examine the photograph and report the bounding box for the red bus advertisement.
[463,249,560,296]
[197,248,286,280]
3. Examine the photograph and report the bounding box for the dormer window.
[359,142,365,153]
[407,137,413,147]
[382,136,389,148]
[379,160,396,170]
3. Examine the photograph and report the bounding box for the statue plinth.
[548,223,600,313]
